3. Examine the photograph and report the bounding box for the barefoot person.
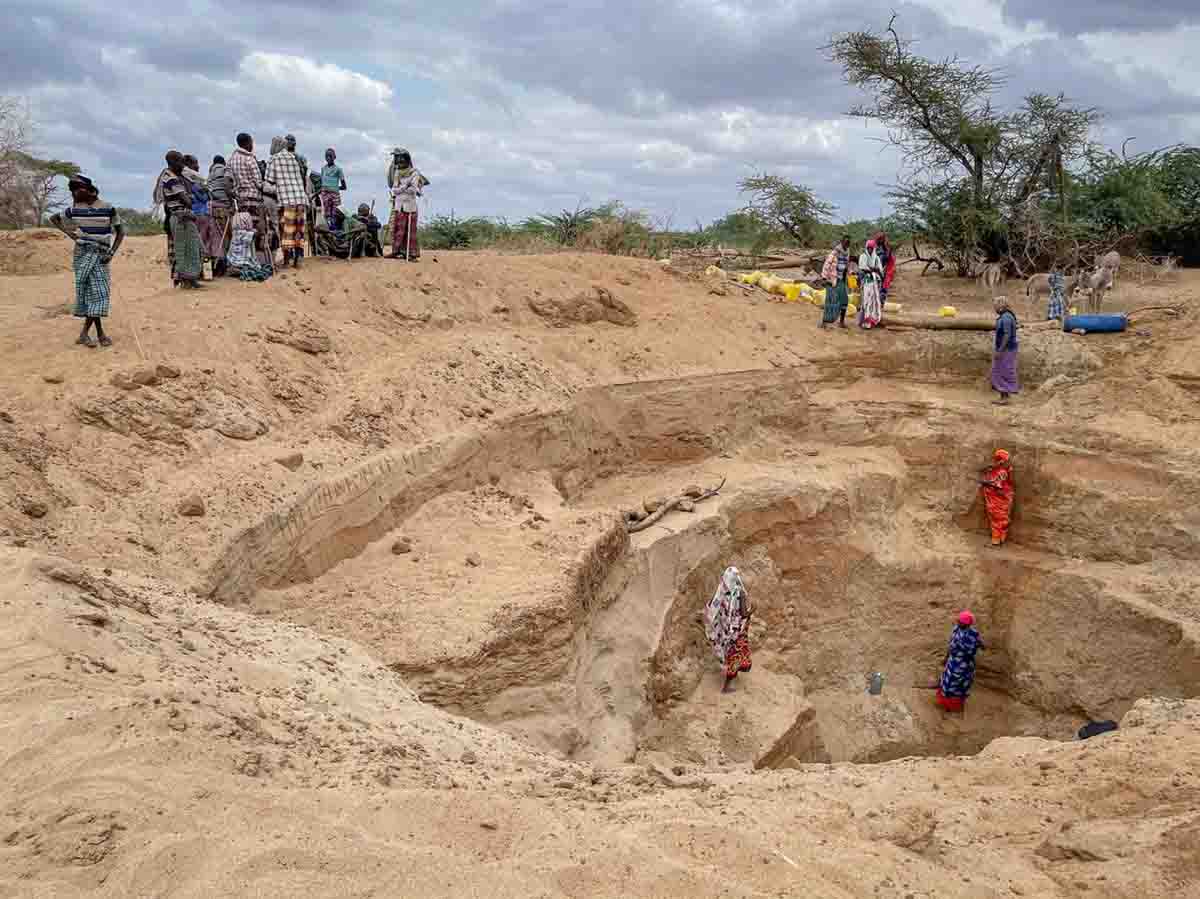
[991,296,1019,403]
[704,566,753,692]
[52,175,124,348]
[387,148,429,260]
[935,610,984,713]
[979,448,1015,547]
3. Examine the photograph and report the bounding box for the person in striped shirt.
[52,175,124,348]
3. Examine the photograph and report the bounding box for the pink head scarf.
[958,610,975,627]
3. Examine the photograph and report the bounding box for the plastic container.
[883,302,903,314]
[938,305,958,317]
[848,274,859,290]
[782,284,803,302]
[846,303,858,317]
[704,265,724,278]
[1062,313,1127,333]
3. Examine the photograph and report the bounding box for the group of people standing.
[704,446,1014,711]
[154,138,431,285]
[820,233,896,329]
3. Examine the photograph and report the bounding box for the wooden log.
[627,478,726,533]
[881,314,996,331]
[754,257,824,271]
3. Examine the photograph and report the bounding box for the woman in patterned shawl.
[857,238,884,329]
[1046,270,1066,321]
[388,148,430,260]
[704,566,753,692]
[936,610,984,712]
[979,448,1015,546]
[820,235,852,328]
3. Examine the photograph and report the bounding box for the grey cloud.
[1002,0,1200,34]
[5,0,1198,226]
[137,38,247,77]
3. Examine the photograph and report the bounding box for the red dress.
[981,464,1014,543]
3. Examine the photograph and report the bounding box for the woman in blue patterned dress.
[936,610,984,712]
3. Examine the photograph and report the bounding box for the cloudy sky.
[7,0,1200,225]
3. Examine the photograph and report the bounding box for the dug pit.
[214,368,1200,770]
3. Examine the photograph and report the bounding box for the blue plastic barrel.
[1063,313,1127,333]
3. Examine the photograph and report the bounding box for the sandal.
[99,336,113,347]
[77,335,97,348]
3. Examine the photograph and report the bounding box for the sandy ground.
[2,231,1199,897]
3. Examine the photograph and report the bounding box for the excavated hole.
[216,372,1200,771]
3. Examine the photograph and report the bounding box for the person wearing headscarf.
[1046,269,1066,321]
[991,296,1019,403]
[979,448,1015,546]
[857,238,883,329]
[820,235,852,328]
[226,211,272,281]
[387,148,430,260]
[183,154,221,274]
[704,566,753,692]
[874,232,896,304]
[265,134,309,267]
[156,150,203,287]
[936,611,984,712]
[51,174,124,348]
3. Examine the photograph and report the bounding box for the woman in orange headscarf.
[979,449,1014,546]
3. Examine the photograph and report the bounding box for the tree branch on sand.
[625,478,726,533]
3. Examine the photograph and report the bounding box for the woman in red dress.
[979,449,1015,546]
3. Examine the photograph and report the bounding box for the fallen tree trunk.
[881,314,996,331]
[754,256,825,271]
[627,478,726,533]
[883,315,1065,333]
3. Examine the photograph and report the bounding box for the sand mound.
[2,238,1199,897]
[0,228,73,276]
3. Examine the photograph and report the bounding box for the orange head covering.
[993,449,1010,464]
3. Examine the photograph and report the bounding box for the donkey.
[1079,265,1115,313]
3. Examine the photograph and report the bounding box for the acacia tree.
[738,173,835,246]
[0,96,31,200]
[21,154,79,224]
[826,17,1099,274]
